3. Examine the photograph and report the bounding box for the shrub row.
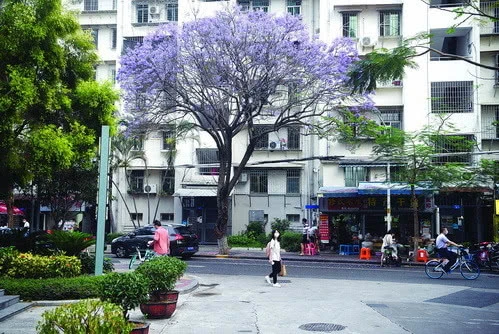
[0,275,105,301]
[7,253,82,279]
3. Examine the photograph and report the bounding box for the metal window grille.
[196,148,219,175]
[122,36,144,54]
[111,28,117,49]
[430,1,470,8]
[166,0,178,21]
[253,0,269,12]
[433,134,475,165]
[110,68,116,84]
[286,169,300,194]
[131,135,144,151]
[162,129,175,150]
[286,214,300,223]
[287,0,301,16]
[162,170,175,194]
[250,170,268,193]
[113,0,117,10]
[342,13,358,38]
[160,213,174,221]
[91,29,98,47]
[129,170,145,192]
[378,106,402,129]
[344,166,367,187]
[254,125,272,149]
[481,105,499,139]
[130,213,143,221]
[238,0,250,11]
[287,126,300,150]
[84,0,98,11]
[479,2,499,34]
[379,11,401,37]
[496,54,499,84]
[431,81,473,113]
[137,4,149,23]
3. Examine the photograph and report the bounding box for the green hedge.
[7,253,81,279]
[0,275,105,301]
[281,231,301,252]
[228,234,263,248]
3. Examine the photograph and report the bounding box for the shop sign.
[324,196,423,211]
[319,214,330,243]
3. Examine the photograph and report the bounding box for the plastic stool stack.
[305,243,317,255]
[359,247,371,260]
[416,249,428,262]
[339,244,360,255]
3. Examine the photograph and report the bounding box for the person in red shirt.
[149,220,170,256]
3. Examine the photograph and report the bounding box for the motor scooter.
[382,246,401,267]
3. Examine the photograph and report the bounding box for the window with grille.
[342,12,358,38]
[162,169,175,194]
[110,67,116,84]
[130,213,143,221]
[432,134,475,165]
[162,129,175,150]
[286,214,300,224]
[344,166,368,187]
[431,81,473,113]
[90,29,98,47]
[129,170,145,192]
[379,11,401,37]
[496,54,499,85]
[253,0,269,12]
[137,4,149,23]
[287,126,300,150]
[286,169,300,194]
[84,0,98,11]
[481,105,499,139]
[378,106,402,129]
[196,148,219,175]
[111,28,117,49]
[254,125,272,149]
[122,36,144,54]
[130,135,144,151]
[160,213,174,221]
[430,1,471,8]
[166,0,178,21]
[287,0,301,16]
[250,170,268,193]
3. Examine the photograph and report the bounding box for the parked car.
[111,224,199,259]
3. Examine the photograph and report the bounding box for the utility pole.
[385,161,392,232]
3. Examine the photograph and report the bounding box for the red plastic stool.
[416,249,428,262]
[305,243,317,255]
[359,247,371,260]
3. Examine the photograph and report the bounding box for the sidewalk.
[194,245,427,267]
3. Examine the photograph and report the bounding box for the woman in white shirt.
[265,230,282,287]
[381,230,398,266]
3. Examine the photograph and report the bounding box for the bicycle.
[129,246,156,270]
[425,247,480,280]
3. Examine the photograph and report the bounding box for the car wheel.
[115,246,128,258]
[181,254,193,260]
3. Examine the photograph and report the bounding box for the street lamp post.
[385,161,392,232]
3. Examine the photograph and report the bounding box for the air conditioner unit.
[268,141,278,151]
[143,184,157,194]
[238,173,248,183]
[361,36,376,47]
[149,6,159,15]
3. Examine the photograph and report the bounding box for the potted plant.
[100,272,150,333]
[135,256,187,319]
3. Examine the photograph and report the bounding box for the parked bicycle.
[425,247,480,280]
[129,246,156,270]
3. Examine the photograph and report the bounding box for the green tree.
[0,0,118,226]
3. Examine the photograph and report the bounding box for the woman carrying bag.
[265,229,282,287]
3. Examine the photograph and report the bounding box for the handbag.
[279,263,287,277]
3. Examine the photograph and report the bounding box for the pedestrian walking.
[265,229,282,287]
[148,220,170,256]
[300,218,310,255]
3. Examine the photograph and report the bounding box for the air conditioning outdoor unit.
[361,36,376,47]
[238,173,248,183]
[149,6,159,15]
[143,184,157,194]
[268,141,278,151]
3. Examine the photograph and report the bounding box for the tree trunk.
[411,185,419,260]
[215,180,230,255]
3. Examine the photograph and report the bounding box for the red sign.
[319,214,329,243]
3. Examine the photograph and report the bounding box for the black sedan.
[111,224,199,259]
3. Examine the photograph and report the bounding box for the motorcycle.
[382,246,401,267]
[471,242,499,271]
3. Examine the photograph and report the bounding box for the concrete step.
[0,295,19,310]
[0,302,33,322]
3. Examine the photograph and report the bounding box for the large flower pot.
[140,301,177,319]
[129,321,150,334]
[152,290,179,303]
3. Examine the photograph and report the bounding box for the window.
[110,66,116,84]
[254,125,272,149]
[122,36,144,54]
[286,169,300,194]
[378,106,402,129]
[84,0,98,11]
[90,29,98,47]
[430,28,471,61]
[162,169,175,194]
[344,166,368,187]
[111,28,117,49]
[496,54,499,85]
[250,170,268,193]
[481,105,499,139]
[379,11,401,37]
[162,129,175,150]
[130,213,143,222]
[253,0,269,12]
[288,82,298,104]
[286,214,300,224]
[166,0,178,21]
[131,135,144,151]
[137,4,149,23]
[287,0,301,17]
[160,213,174,221]
[433,134,475,165]
[430,1,470,8]
[287,126,300,150]
[431,81,473,113]
[342,12,358,38]
[129,170,145,192]
[196,148,219,175]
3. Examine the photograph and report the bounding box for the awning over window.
[174,188,218,197]
[318,186,359,198]
[357,182,433,196]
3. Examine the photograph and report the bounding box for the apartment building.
[68,0,498,244]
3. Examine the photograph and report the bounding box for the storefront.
[318,182,434,251]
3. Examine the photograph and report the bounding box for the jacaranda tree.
[118,7,366,254]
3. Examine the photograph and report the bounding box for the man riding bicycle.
[435,227,462,273]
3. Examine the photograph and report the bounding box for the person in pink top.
[149,220,170,256]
